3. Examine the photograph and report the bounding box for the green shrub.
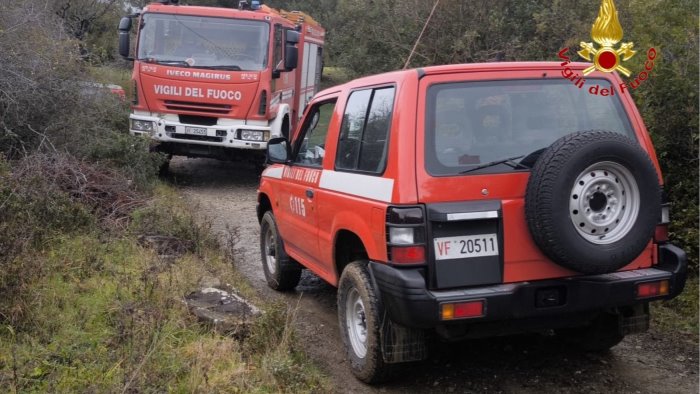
[129,186,219,255]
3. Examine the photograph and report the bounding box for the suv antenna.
[403,0,440,70]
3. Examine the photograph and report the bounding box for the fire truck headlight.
[240,130,266,142]
[131,120,155,132]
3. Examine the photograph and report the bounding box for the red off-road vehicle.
[256,62,687,383]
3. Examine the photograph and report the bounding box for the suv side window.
[293,100,336,167]
[336,86,395,174]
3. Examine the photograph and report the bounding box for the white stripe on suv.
[319,170,394,202]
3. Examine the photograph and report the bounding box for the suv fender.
[333,229,368,278]
[331,214,382,278]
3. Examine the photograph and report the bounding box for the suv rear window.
[425,79,636,176]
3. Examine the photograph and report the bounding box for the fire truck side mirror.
[284,45,298,71]
[285,30,300,44]
[267,137,291,164]
[283,30,300,71]
[118,17,133,60]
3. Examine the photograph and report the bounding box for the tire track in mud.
[170,157,698,394]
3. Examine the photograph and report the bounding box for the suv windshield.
[137,13,269,71]
[425,79,635,176]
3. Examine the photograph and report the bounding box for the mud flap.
[621,303,649,334]
[380,312,427,364]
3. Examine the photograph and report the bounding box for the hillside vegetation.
[0,1,328,391]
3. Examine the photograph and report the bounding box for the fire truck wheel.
[260,211,301,291]
[525,130,660,274]
[338,261,393,383]
[281,116,290,140]
[149,145,171,176]
[158,154,172,176]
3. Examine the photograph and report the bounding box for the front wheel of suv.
[338,261,392,383]
[260,211,301,291]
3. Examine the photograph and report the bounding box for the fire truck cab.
[119,0,324,166]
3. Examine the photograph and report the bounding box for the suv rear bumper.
[370,243,687,329]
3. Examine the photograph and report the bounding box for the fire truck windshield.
[137,13,269,71]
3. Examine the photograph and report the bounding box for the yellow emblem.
[578,0,636,76]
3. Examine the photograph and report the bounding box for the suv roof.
[317,61,599,98]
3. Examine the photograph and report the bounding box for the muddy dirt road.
[170,157,698,394]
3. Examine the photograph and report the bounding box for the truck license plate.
[433,234,499,261]
[185,127,207,136]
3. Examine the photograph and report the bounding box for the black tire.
[281,116,290,140]
[149,145,171,176]
[338,261,392,383]
[525,130,661,274]
[260,211,301,291]
[557,311,625,352]
[158,154,172,176]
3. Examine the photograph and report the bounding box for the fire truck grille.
[170,134,223,143]
[164,100,232,115]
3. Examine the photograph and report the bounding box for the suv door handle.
[306,189,314,199]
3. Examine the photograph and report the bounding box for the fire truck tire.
[281,116,290,140]
[260,211,301,291]
[158,154,172,176]
[525,130,660,274]
[338,261,394,384]
[149,145,171,176]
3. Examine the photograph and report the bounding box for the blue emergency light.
[239,0,262,10]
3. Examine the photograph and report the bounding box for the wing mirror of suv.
[267,137,290,164]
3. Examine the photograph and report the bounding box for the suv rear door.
[415,69,655,288]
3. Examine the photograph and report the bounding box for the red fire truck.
[118,0,324,166]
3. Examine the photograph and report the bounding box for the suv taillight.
[655,189,670,243]
[386,206,426,265]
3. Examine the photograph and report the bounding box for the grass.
[0,184,330,393]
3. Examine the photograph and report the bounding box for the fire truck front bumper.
[129,113,272,151]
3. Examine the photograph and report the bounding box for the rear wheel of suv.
[525,130,661,274]
[556,311,625,352]
[338,261,392,383]
[260,211,301,291]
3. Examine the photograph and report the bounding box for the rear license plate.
[434,234,499,261]
[185,127,207,136]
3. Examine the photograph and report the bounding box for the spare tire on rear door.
[525,130,661,274]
